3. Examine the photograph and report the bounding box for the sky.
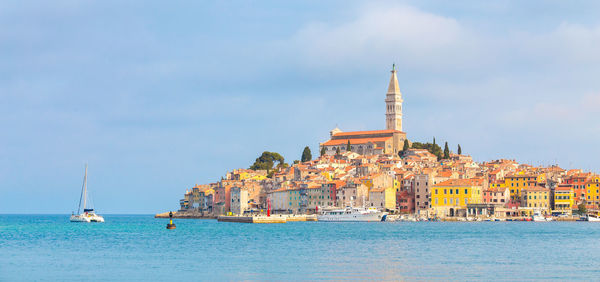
[2,1,600,214]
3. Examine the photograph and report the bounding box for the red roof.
[556,185,573,191]
[321,136,392,146]
[434,178,484,187]
[332,129,403,137]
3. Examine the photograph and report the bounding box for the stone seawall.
[156,212,317,222]
[217,215,286,223]
[154,211,216,219]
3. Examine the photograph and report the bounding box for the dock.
[218,215,286,223]
[155,211,216,219]
[217,214,317,223]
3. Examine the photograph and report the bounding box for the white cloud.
[288,4,484,71]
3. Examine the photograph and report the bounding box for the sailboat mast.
[83,164,88,211]
[77,164,86,214]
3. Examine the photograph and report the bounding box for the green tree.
[433,137,436,146]
[411,140,443,160]
[301,146,312,162]
[347,140,351,151]
[578,203,587,214]
[293,160,300,165]
[399,139,410,158]
[457,144,462,155]
[320,146,326,156]
[443,142,450,159]
[336,147,340,155]
[249,151,286,174]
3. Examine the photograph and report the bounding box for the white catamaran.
[70,164,104,223]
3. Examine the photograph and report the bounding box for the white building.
[230,186,249,215]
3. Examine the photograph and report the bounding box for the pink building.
[397,190,415,213]
[482,187,510,206]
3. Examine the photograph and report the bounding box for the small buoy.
[166,211,176,229]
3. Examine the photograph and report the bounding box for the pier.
[217,214,317,223]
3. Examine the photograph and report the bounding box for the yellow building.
[431,179,483,217]
[586,177,600,210]
[490,180,506,189]
[521,186,550,211]
[368,186,396,211]
[238,171,267,181]
[505,174,540,201]
[361,177,373,189]
[554,185,574,213]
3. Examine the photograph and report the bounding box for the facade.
[585,177,600,210]
[413,174,431,213]
[369,186,396,211]
[230,186,249,215]
[565,173,592,205]
[521,186,550,211]
[397,190,415,213]
[431,179,484,217]
[268,188,290,213]
[554,185,574,213]
[336,182,369,208]
[505,174,539,201]
[321,129,407,156]
[482,187,510,206]
[179,185,215,214]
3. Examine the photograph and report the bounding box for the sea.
[2,215,600,281]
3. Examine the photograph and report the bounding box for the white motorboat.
[317,206,387,222]
[70,164,104,223]
[586,215,600,222]
[532,211,551,222]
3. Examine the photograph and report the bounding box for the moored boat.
[532,211,551,222]
[317,206,387,222]
[70,164,104,223]
[585,214,600,222]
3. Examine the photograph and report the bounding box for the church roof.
[321,136,392,146]
[332,129,403,137]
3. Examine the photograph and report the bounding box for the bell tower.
[385,64,403,131]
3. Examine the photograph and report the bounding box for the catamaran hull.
[70,214,104,223]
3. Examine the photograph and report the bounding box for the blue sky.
[2,1,600,213]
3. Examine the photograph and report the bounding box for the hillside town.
[175,66,599,220]
[178,150,599,220]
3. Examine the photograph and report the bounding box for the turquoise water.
[2,215,600,281]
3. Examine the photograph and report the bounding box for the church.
[320,65,408,156]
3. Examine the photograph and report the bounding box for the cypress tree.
[320,146,326,156]
[347,140,351,151]
[403,139,409,151]
[336,147,340,155]
[457,144,462,155]
[443,142,450,159]
[301,146,312,162]
[433,137,436,146]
